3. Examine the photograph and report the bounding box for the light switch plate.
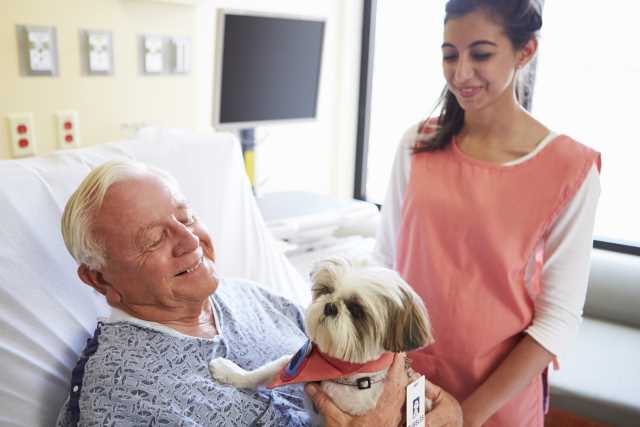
[82,30,113,75]
[16,25,59,76]
[55,110,80,149]
[7,113,37,157]
[171,37,191,74]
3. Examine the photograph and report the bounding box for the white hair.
[61,159,180,270]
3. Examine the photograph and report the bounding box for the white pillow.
[0,128,310,427]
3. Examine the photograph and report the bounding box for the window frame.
[353,0,640,256]
[353,0,376,202]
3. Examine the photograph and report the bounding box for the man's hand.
[304,353,409,427]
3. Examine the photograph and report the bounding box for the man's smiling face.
[92,174,218,312]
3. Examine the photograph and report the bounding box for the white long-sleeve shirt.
[374,124,601,357]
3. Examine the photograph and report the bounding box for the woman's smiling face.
[442,9,523,112]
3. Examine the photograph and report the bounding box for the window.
[365,0,447,204]
[359,1,640,249]
[532,1,640,246]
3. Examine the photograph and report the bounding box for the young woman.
[374,1,601,426]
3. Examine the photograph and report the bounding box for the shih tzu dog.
[209,257,433,424]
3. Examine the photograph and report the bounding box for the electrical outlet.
[28,29,53,71]
[87,31,113,74]
[55,111,80,149]
[144,36,164,73]
[16,25,58,76]
[7,113,37,157]
[26,26,58,75]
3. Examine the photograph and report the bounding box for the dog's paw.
[209,358,252,388]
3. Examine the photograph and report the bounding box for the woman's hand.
[304,353,409,427]
[405,366,463,427]
[424,379,463,427]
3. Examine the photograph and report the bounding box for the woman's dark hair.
[414,0,543,153]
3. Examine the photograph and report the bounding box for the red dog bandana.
[268,340,395,389]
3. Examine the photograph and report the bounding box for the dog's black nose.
[324,302,338,317]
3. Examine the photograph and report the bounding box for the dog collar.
[330,370,388,390]
[267,340,394,389]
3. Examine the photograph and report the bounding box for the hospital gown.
[56,278,310,426]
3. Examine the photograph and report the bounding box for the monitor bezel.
[212,9,326,130]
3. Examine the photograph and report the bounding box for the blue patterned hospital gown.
[56,279,310,426]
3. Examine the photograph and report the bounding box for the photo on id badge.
[406,375,426,427]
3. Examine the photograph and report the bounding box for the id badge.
[406,375,426,427]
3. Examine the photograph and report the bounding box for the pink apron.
[397,122,600,426]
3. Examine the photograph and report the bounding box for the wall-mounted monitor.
[212,10,325,129]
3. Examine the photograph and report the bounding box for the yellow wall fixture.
[243,148,255,187]
[1,0,199,159]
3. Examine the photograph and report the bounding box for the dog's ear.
[383,284,434,352]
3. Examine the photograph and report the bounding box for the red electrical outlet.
[7,113,37,157]
[56,111,80,149]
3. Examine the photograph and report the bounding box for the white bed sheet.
[0,128,310,426]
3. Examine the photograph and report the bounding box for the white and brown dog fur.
[209,257,434,424]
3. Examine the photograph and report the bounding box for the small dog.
[209,257,433,424]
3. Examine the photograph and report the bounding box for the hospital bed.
[0,128,311,426]
[2,127,639,427]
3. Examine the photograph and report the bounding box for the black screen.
[218,14,325,124]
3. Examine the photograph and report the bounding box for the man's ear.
[78,264,108,295]
[78,264,122,305]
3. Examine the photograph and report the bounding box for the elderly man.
[56,160,461,426]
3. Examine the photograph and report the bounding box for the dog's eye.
[346,301,365,320]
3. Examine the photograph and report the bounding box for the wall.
[1,0,199,158]
[195,0,363,197]
[2,0,363,198]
